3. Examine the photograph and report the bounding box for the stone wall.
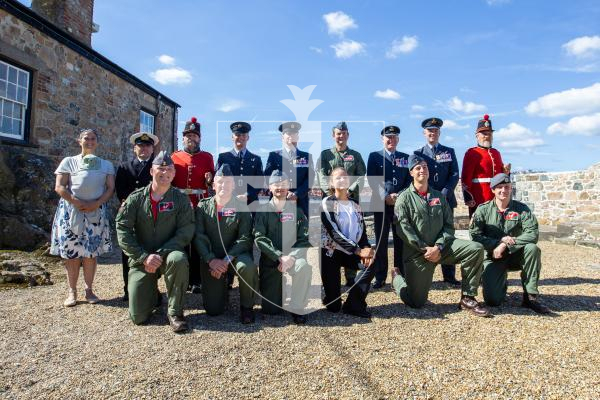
[0,8,177,166]
[512,162,600,229]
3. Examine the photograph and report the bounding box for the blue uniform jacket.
[413,143,459,208]
[264,149,314,215]
[216,149,264,204]
[367,150,411,211]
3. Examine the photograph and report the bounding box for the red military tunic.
[171,150,215,207]
[461,146,504,206]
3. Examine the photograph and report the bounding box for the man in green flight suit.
[393,154,491,317]
[254,170,312,324]
[469,173,550,314]
[116,151,195,333]
[194,164,259,324]
[316,121,366,286]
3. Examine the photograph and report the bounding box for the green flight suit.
[393,185,485,308]
[316,146,366,283]
[469,199,542,306]
[116,185,194,325]
[317,146,366,202]
[194,196,257,315]
[253,200,312,315]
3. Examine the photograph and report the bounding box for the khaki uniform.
[253,200,312,314]
[393,185,485,307]
[116,186,194,324]
[469,199,541,306]
[193,197,257,315]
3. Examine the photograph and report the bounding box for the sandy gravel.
[1,241,599,399]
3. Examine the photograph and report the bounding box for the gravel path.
[1,242,599,399]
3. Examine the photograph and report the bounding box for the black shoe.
[168,315,189,333]
[240,307,255,324]
[344,279,355,287]
[443,277,461,287]
[155,291,163,308]
[342,307,371,319]
[459,296,492,317]
[189,284,202,294]
[291,313,307,325]
[522,294,551,314]
[372,281,384,289]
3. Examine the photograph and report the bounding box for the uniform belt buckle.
[434,173,439,183]
[392,177,397,186]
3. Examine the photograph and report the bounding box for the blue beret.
[408,154,426,171]
[215,163,233,177]
[490,173,511,189]
[334,121,348,131]
[421,117,443,129]
[152,151,173,167]
[268,170,289,185]
[230,121,251,134]
[278,122,301,134]
[381,125,400,136]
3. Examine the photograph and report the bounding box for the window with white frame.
[0,60,30,140]
[140,110,155,134]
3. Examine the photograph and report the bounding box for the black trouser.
[373,207,404,283]
[121,251,129,295]
[320,249,375,313]
[187,243,201,287]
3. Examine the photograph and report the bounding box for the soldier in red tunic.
[171,117,215,293]
[461,115,510,217]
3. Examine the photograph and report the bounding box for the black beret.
[408,154,426,171]
[490,173,511,189]
[334,121,348,131]
[215,163,234,177]
[152,151,173,167]
[278,122,302,134]
[381,125,400,136]
[230,121,251,134]
[421,117,443,129]
[268,170,289,185]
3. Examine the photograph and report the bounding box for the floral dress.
[50,154,114,259]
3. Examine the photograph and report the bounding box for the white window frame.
[0,60,30,140]
[140,109,155,134]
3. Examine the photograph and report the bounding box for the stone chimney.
[31,0,95,47]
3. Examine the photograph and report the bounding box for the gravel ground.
[1,242,599,399]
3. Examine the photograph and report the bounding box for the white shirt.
[336,200,361,243]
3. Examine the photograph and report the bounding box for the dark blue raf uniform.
[264,122,314,217]
[414,117,460,285]
[115,132,157,300]
[216,122,264,209]
[366,126,411,287]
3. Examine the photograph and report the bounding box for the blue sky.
[24,0,600,171]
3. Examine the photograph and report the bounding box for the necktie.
[238,151,243,161]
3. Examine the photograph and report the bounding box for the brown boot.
[168,315,189,333]
[459,296,492,317]
[522,293,551,314]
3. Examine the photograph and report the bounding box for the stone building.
[0,0,179,249]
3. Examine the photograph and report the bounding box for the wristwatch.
[436,244,444,252]
[223,255,235,263]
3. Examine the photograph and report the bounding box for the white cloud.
[525,82,600,117]
[385,36,418,58]
[495,122,545,148]
[411,104,425,112]
[443,119,470,130]
[446,96,486,114]
[323,11,357,37]
[410,114,424,119]
[149,67,192,85]
[562,36,600,58]
[547,113,600,136]
[217,99,244,113]
[374,89,401,100]
[158,54,176,65]
[309,46,323,54]
[331,40,365,59]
